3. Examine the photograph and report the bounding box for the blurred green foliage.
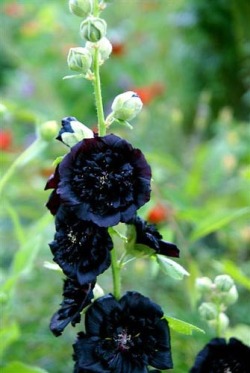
[1,1,250,372]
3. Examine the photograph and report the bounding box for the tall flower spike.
[45,134,151,227]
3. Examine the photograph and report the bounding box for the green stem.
[0,138,46,194]
[110,248,121,300]
[92,48,106,136]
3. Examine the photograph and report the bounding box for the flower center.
[115,329,132,351]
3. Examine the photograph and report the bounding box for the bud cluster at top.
[196,274,238,335]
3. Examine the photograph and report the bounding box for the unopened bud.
[57,116,94,147]
[93,283,105,299]
[220,285,238,306]
[111,91,143,121]
[67,47,92,73]
[69,0,93,18]
[40,120,59,142]
[214,274,234,292]
[208,312,229,332]
[80,17,107,42]
[196,277,213,294]
[86,37,112,64]
[199,302,217,321]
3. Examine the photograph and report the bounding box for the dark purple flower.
[49,207,113,284]
[190,337,250,373]
[50,278,95,337]
[73,291,173,372]
[129,216,180,258]
[45,134,151,227]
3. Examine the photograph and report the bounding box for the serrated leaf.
[190,207,250,242]
[165,315,205,335]
[156,255,189,280]
[1,362,48,373]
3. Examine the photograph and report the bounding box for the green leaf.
[156,255,189,280]
[62,74,85,80]
[5,202,26,246]
[189,207,250,242]
[0,322,20,359]
[1,362,48,373]
[165,316,205,335]
[53,155,64,166]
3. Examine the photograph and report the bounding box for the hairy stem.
[111,248,121,300]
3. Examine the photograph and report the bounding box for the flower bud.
[39,120,59,142]
[93,283,105,299]
[80,17,107,42]
[68,0,93,18]
[214,274,234,292]
[196,277,213,294]
[111,91,143,121]
[67,47,92,73]
[86,37,112,64]
[56,116,94,147]
[219,285,238,306]
[208,312,229,332]
[198,302,217,321]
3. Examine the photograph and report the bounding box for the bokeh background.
[1,1,250,372]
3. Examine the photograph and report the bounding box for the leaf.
[1,362,48,373]
[53,155,64,166]
[189,207,250,242]
[0,322,20,359]
[62,74,85,80]
[156,255,189,280]
[5,202,26,246]
[164,316,205,335]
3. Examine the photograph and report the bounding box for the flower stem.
[92,0,106,137]
[110,248,121,300]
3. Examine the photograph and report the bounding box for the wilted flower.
[49,207,113,284]
[129,216,180,258]
[50,278,95,337]
[45,134,151,227]
[190,337,250,373]
[73,291,173,372]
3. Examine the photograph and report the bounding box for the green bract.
[80,17,107,42]
[67,47,92,73]
[69,0,93,18]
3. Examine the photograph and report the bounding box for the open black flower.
[73,291,173,373]
[129,216,180,258]
[190,337,250,373]
[45,134,151,227]
[49,207,113,284]
[50,278,95,337]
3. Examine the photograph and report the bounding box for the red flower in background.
[132,83,165,105]
[147,203,170,224]
[0,130,12,151]
[3,3,24,17]
[111,41,125,56]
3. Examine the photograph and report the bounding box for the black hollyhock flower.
[190,337,250,373]
[50,278,95,337]
[73,291,173,373]
[129,216,180,258]
[49,207,113,284]
[45,134,151,227]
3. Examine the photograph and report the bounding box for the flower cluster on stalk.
[44,1,182,372]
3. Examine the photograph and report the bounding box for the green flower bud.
[214,274,234,292]
[80,17,107,42]
[208,312,229,332]
[196,277,213,294]
[67,47,92,73]
[86,37,112,64]
[111,91,143,121]
[199,302,217,321]
[220,285,238,306]
[39,120,59,142]
[69,0,93,18]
